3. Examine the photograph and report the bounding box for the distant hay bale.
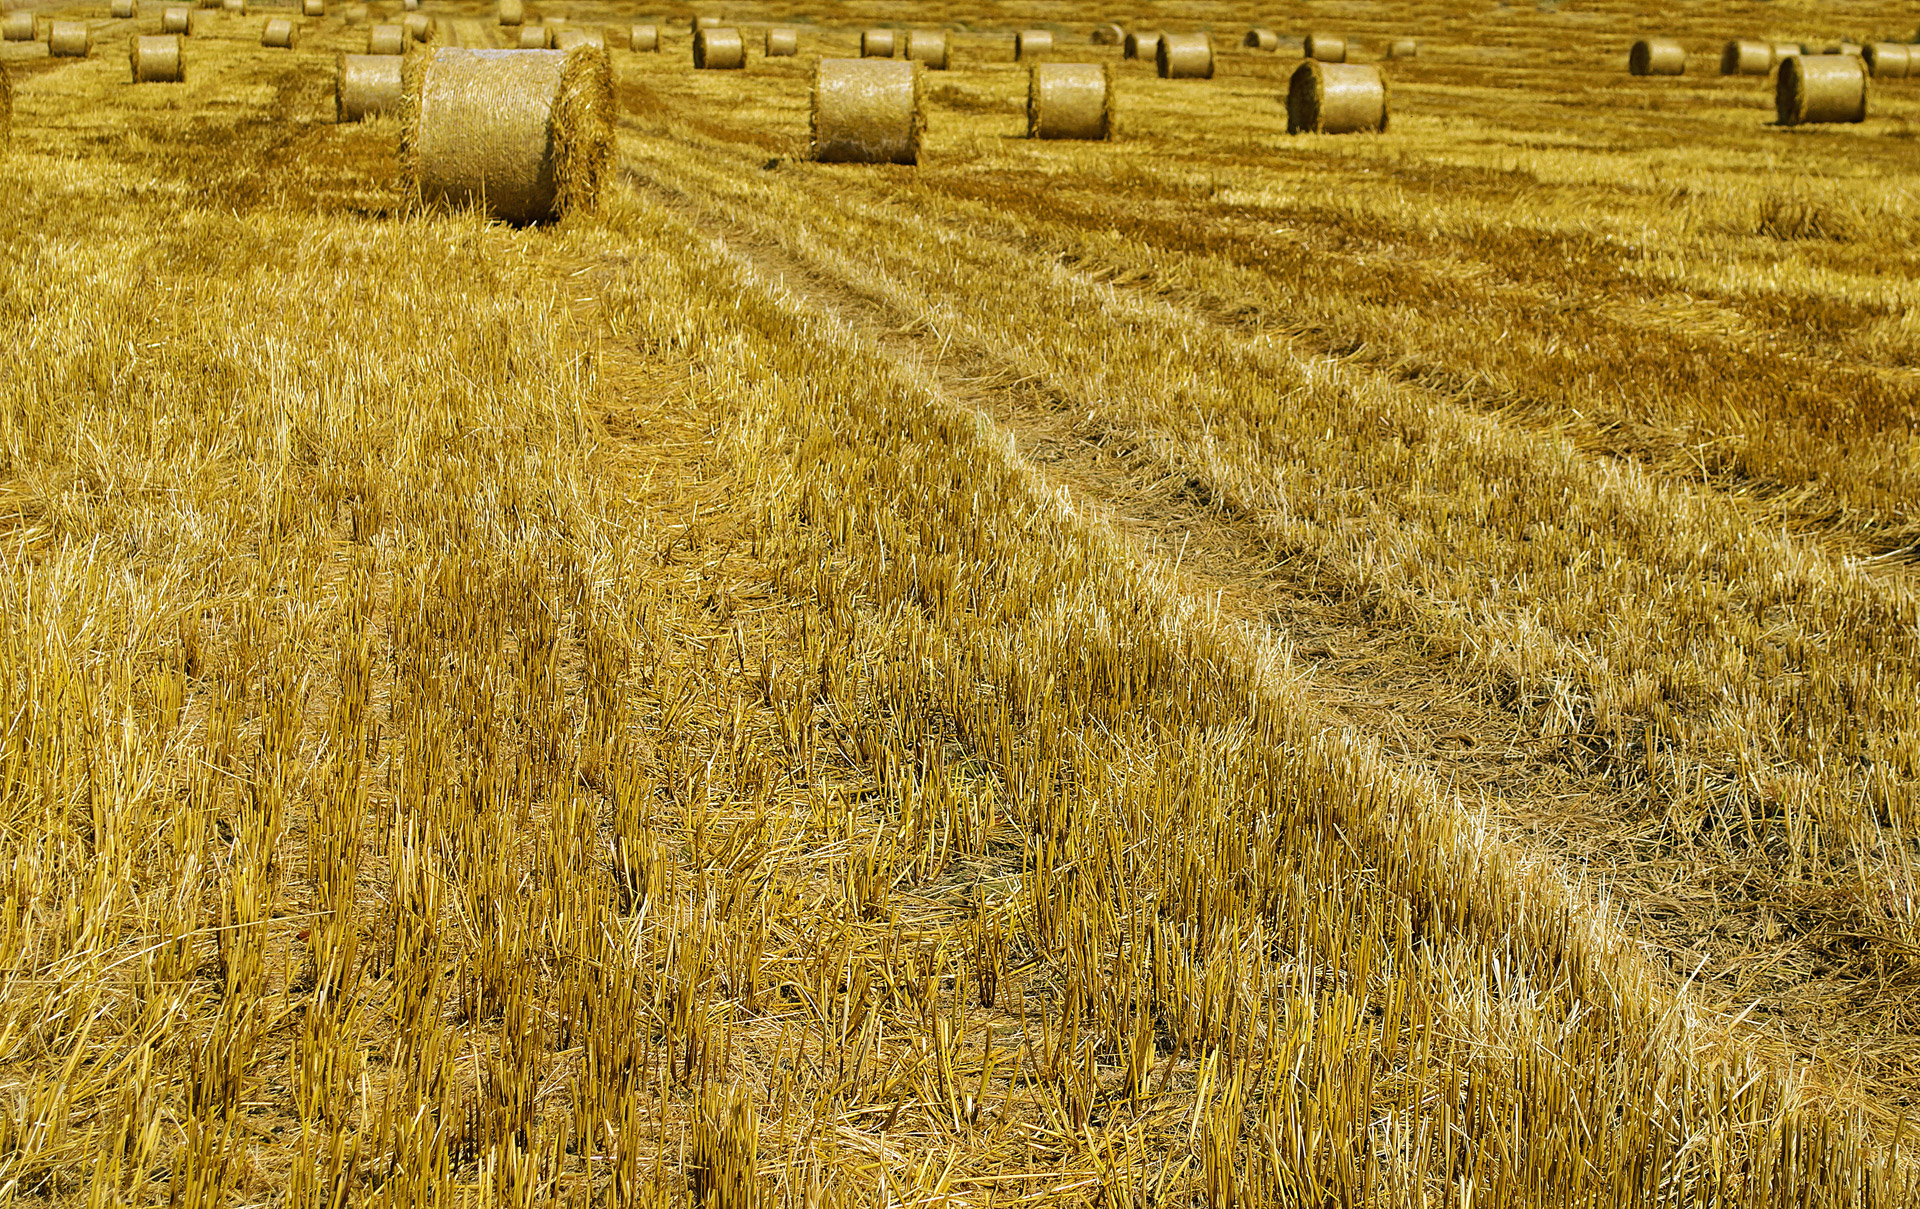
[403,12,431,41]
[496,0,520,24]
[1628,38,1685,75]
[1288,59,1387,133]
[261,15,293,46]
[302,0,322,14]
[1304,33,1345,62]
[860,29,893,57]
[764,27,796,56]
[692,26,741,68]
[2,12,33,39]
[1826,42,1861,57]
[1121,30,1159,60]
[1771,43,1802,64]
[345,4,366,24]
[367,23,402,52]
[1091,23,1121,45]
[1863,42,1909,78]
[129,32,182,79]
[1244,28,1278,52]
[811,56,921,164]
[689,15,716,34]
[405,45,613,222]
[111,0,137,18]
[336,51,400,119]
[1721,39,1771,75]
[1015,29,1052,58]
[1776,53,1868,123]
[48,20,91,56]
[552,27,602,52]
[628,22,656,50]
[1156,31,1211,78]
[1028,61,1112,139]
[220,0,243,15]
[159,5,188,33]
[903,29,947,69]
[517,24,546,47]
[1388,38,1417,59]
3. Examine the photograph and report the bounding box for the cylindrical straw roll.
[2,12,33,40]
[552,27,601,52]
[1771,43,1801,64]
[628,22,656,50]
[1776,53,1868,123]
[1303,33,1345,62]
[1826,42,1861,57]
[111,0,137,19]
[903,29,946,70]
[689,15,716,34]
[404,45,613,222]
[1091,23,1121,45]
[518,24,547,47]
[1028,61,1112,139]
[692,26,742,68]
[1628,37,1685,75]
[302,0,322,14]
[496,0,521,24]
[261,16,294,46]
[1121,30,1159,60]
[1156,31,1211,78]
[48,20,90,55]
[403,12,431,41]
[811,56,921,164]
[1388,37,1417,59]
[1721,39,1770,75]
[860,28,893,57]
[1015,29,1051,58]
[1863,42,1909,79]
[129,33,182,79]
[368,23,403,53]
[1288,59,1388,133]
[344,4,366,23]
[764,26,796,56]
[220,0,244,14]
[337,51,400,119]
[159,5,188,33]
[1244,28,1277,52]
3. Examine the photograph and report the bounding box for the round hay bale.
[1244,28,1278,52]
[688,15,716,34]
[368,23,403,53]
[1121,30,1159,60]
[1028,61,1112,139]
[692,25,741,68]
[1015,29,1052,58]
[1628,37,1685,75]
[496,0,520,24]
[337,51,400,119]
[903,29,947,69]
[1,12,33,40]
[302,0,322,14]
[1156,31,1211,78]
[1863,42,1909,79]
[1091,23,1122,45]
[552,26,601,52]
[1826,42,1861,57]
[261,15,294,46]
[860,28,894,57]
[220,0,243,14]
[1388,37,1417,59]
[811,56,921,164]
[159,5,188,33]
[1776,53,1868,123]
[402,0,417,8]
[1304,33,1345,62]
[518,24,546,47]
[111,0,137,19]
[48,20,91,56]
[404,45,613,222]
[1287,59,1387,133]
[129,32,182,79]
[1771,42,1802,64]
[344,4,366,24]
[1721,39,1771,75]
[403,12,431,41]
[628,22,656,50]
[764,26,796,56]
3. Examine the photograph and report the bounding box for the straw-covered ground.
[4,0,1920,1203]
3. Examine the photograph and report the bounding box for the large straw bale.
[1015,29,1051,58]
[1156,31,1211,78]
[129,32,181,79]
[764,26,795,56]
[1628,37,1685,75]
[261,15,293,46]
[1091,23,1121,45]
[1244,28,1278,52]
[1388,37,1417,59]
[517,23,547,47]
[860,28,893,57]
[111,0,137,19]
[1121,29,1158,60]
[402,12,431,41]
[628,22,656,50]
[1776,53,1867,123]
[2,11,33,39]
[48,19,89,55]
[1721,39,1770,75]
[692,25,741,68]
[496,0,521,23]
[552,27,602,52]
[1288,59,1387,133]
[903,29,946,69]
[811,56,921,164]
[1028,61,1112,139]
[337,51,400,119]
[368,22,402,52]
[404,45,612,222]
[1863,42,1908,79]
[1304,33,1345,62]
[159,5,188,33]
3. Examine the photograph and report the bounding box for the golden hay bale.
[860,28,893,57]
[344,4,366,23]
[1721,39,1771,75]
[764,26,796,56]
[689,15,716,34]
[159,5,188,32]
[903,29,946,69]
[403,12,431,41]
[1776,53,1868,123]
[811,56,921,164]
[1304,33,1345,62]
[1628,37,1685,75]
[1028,61,1112,139]
[496,0,521,24]
[2,12,33,39]
[552,27,601,52]
[111,0,137,18]
[1288,59,1387,133]
[48,20,91,56]
[1244,28,1278,52]
[1015,29,1052,58]
[368,23,403,53]
[129,32,182,79]
[261,15,294,46]
[1090,23,1121,45]
[628,22,656,50]
[1156,31,1211,78]
[1121,29,1159,59]
[692,25,741,68]
[302,0,322,14]
[1771,42,1802,64]
[517,24,547,47]
[1826,42,1861,56]
[220,0,243,14]
[1388,37,1417,59]
[1863,42,1909,79]
[337,51,400,119]
[404,45,612,222]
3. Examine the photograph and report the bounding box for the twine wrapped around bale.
[1015,29,1052,58]
[1776,53,1868,123]
[629,23,656,50]
[2,12,33,40]
[1091,23,1121,45]
[1628,38,1685,75]
[903,29,946,69]
[337,51,400,119]
[261,16,294,46]
[496,0,521,24]
[1721,39,1771,75]
[129,32,182,80]
[404,45,612,222]
[1864,42,1909,79]
[1121,30,1159,60]
[48,20,90,55]
[1304,33,1345,62]
[552,27,602,52]
[1244,28,1278,52]
[160,5,188,33]
[1288,59,1388,133]
[1028,61,1112,139]
[811,56,921,164]
[403,12,431,42]
[692,26,741,68]
[1388,38,1417,59]
[1156,31,1211,78]
[860,29,894,57]
[368,23,403,53]
[764,27,796,56]
[111,0,137,19]
[518,24,547,47]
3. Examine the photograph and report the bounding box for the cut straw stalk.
[404,45,612,222]
[692,26,741,68]
[811,56,921,165]
[260,15,293,46]
[1388,37,1417,58]
[1629,37,1685,75]
[629,23,656,50]
[1721,39,1771,75]
[1156,31,1211,79]
[1122,29,1158,59]
[1244,27,1278,51]
[764,27,795,56]
[1776,53,1868,123]
[129,32,181,79]
[337,51,399,120]
[1304,32,1345,62]
[1863,42,1909,79]
[1015,29,1052,58]
[1091,22,1121,45]
[48,20,89,56]
[1,63,9,151]
[1288,59,1388,133]
[860,28,893,58]
[903,29,946,70]
[1028,61,1112,139]
[368,23,402,53]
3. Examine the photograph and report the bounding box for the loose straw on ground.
[404,44,613,222]
[1029,61,1112,139]
[1864,42,1908,79]
[1388,37,1417,58]
[2,12,33,40]
[1015,29,1052,58]
[1156,31,1211,78]
[1722,39,1770,75]
[1776,53,1868,123]
[1122,30,1159,60]
[860,29,894,58]
[337,51,400,120]
[1629,37,1685,75]
[811,56,921,164]
[497,0,521,25]
[1,64,10,153]
[48,20,89,56]
[693,26,741,68]
[764,27,795,56]
[629,23,656,50]
[261,16,293,46]
[1091,23,1121,45]
[1288,59,1388,132]
[1244,28,1278,52]
[129,33,182,80]
[903,29,946,69]
[1304,33,1345,62]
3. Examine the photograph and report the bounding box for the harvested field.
[3,0,1920,1204]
